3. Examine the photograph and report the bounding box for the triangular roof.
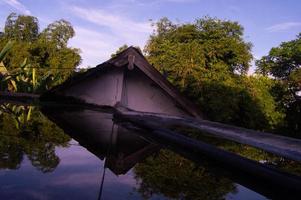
[43,47,202,118]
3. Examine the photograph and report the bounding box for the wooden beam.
[0,92,40,105]
[115,108,301,163]
[114,114,301,198]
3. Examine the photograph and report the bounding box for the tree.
[144,17,285,131]
[111,44,142,58]
[256,33,301,135]
[111,44,129,58]
[134,149,235,199]
[4,13,39,42]
[0,13,81,92]
[41,19,75,48]
[256,33,301,79]
[0,104,70,172]
[145,17,252,82]
[256,33,301,95]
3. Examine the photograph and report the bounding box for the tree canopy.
[41,19,75,48]
[256,33,301,135]
[111,44,142,58]
[145,17,285,132]
[145,17,252,84]
[0,13,299,136]
[0,13,81,91]
[256,33,301,95]
[4,13,39,42]
[0,104,70,172]
[134,149,235,200]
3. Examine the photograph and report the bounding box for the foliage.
[0,41,59,93]
[134,149,235,200]
[0,13,81,92]
[145,17,285,131]
[256,33,301,80]
[256,33,301,135]
[172,126,301,176]
[111,44,129,58]
[0,41,18,91]
[111,44,142,58]
[194,75,285,130]
[0,104,70,172]
[4,13,39,42]
[145,17,252,81]
[41,19,75,48]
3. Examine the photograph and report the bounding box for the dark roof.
[43,47,202,118]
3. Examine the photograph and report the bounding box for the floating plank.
[0,92,40,105]
[115,113,301,198]
[2,93,301,163]
[115,108,301,163]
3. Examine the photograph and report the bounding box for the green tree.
[41,19,75,48]
[145,17,284,131]
[111,44,129,58]
[0,13,81,92]
[134,149,235,199]
[256,33,301,79]
[256,33,301,95]
[4,13,39,42]
[111,44,142,58]
[0,104,70,172]
[0,41,63,93]
[256,33,301,135]
[145,17,252,82]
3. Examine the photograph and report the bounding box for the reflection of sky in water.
[0,103,270,200]
[0,140,139,199]
[0,138,267,200]
[226,185,267,200]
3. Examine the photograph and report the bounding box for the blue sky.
[0,0,301,72]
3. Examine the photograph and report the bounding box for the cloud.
[115,0,197,4]
[3,0,31,15]
[266,22,301,32]
[70,6,152,34]
[164,0,197,2]
[228,5,240,13]
[68,6,153,68]
[51,172,101,187]
[69,27,119,67]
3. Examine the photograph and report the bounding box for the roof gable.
[107,47,202,118]
[42,47,202,118]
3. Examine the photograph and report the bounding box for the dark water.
[0,103,287,199]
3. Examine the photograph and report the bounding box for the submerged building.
[43,47,201,118]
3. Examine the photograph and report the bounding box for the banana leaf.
[0,41,13,62]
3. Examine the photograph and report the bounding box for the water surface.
[0,103,288,199]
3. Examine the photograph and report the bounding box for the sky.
[0,0,301,72]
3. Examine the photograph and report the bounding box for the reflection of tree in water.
[0,136,23,169]
[0,104,70,172]
[134,149,236,200]
[177,127,301,176]
[25,143,60,173]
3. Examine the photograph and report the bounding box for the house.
[42,47,202,118]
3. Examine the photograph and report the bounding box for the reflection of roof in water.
[1,100,301,199]
[42,107,160,175]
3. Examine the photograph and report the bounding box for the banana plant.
[1,58,33,92]
[0,41,13,62]
[0,41,17,91]
[1,41,41,93]
[0,103,33,130]
[1,41,60,93]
